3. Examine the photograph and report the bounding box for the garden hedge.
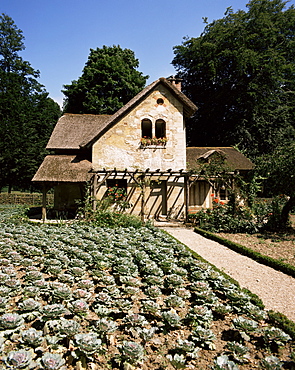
[194,227,295,278]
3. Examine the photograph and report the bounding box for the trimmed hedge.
[0,193,54,206]
[194,227,295,278]
[268,310,295,340]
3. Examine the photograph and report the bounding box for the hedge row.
[194,227,295,278]
[0,193,54,206]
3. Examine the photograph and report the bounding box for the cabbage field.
[0,206,294,369]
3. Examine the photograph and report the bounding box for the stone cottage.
[32,77,253,220]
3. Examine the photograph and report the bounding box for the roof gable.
[80,77,198,148]
[46,78,197,151]
[186,147,253,171]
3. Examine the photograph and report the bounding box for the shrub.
[189,195,289,233]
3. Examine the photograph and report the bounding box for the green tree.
[62,45,148,114]
[172,0,295,159]
[0,13,61,192]
[257,143,295,227]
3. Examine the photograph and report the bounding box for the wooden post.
[141,176,146,222]
[42,185,47,223]
[184,174,189,223]
[92,174,97,211]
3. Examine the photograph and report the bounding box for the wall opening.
[155,119,166,139]
[141,119,152,138]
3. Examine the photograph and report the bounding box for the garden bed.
[217,216,295,268]
[0,206,294,369]
[216,231,295,268]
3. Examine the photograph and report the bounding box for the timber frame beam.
[89,168,191,221]
[89,168,236,221]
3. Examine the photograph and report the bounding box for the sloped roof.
[186,147,253,171]
[32,155,92,183]
[81,78,197,148]
[46,114,112,150]
[46,78,197,151]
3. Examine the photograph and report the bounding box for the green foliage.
[62,45,148,114]
[0,14,61,191]
[268,311,295,340]
[189,194,289,233]
[189,197,258,233]
[172,0,295,158]
[77,185,143,228]
[194,227,295,278]
[257,142,295,227]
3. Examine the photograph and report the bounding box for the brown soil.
[217,215,295,268]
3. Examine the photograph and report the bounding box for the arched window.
[141,119,152,138]
[155,119,166,139]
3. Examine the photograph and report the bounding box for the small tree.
[62,45,148,114]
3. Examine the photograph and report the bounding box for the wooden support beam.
[184,175,189,223]
[42,185,47,223]
[92,174,98,211]
[141,175,146,223]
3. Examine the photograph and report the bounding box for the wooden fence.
[0,193,54,206]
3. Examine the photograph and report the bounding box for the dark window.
[155,119,166,138]
[106,179,127,191]
[141,119,152,138]
[219,187,227,200]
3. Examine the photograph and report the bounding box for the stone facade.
[92,85,186,171]
[92,85,187,219]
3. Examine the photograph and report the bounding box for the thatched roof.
[79,77,198,148]
[46,114,111,150]
[32,155,92,183]
[46,78,197,151]
[186,147,253,171]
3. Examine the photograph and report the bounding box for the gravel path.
[161,227,295,322]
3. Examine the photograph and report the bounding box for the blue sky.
[2,0,295,107]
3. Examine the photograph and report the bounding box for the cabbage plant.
[21,328,43,346]
[119,341,145,365]
[42,304,67,320]
[212,355,239,370]
[74,332,102,355]
[41,352,66,369]
[5,349,35,369]
[0,312,24,329]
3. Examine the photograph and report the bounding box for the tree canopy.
[0,14,61,191]
[62,45,148,115]
[172,0,295,159]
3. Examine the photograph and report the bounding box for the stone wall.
[92,85,186,172]
[92,84,187,219]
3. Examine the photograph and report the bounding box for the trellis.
[90,168,190,222]
[39,168,236,223]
